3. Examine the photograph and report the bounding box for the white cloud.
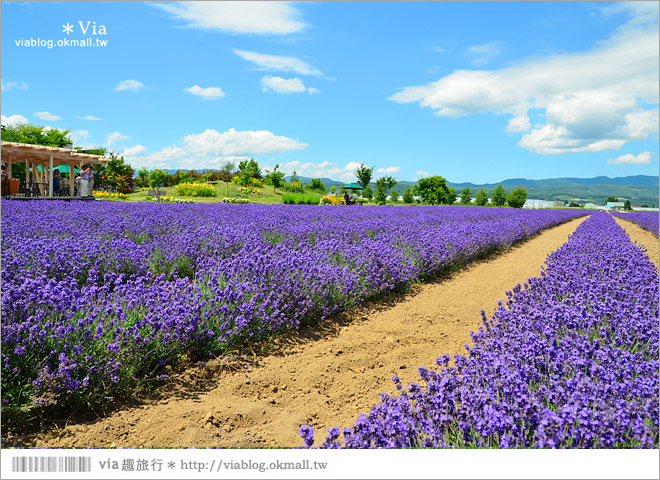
[185,84,225,99]
[260,160,363,183]
[34,111,61,121]
[233,49,322,76]
[389,4,659,155]
[416,170,431,177]
[105,131,130,147]
[76,115,102,121]
[1,114,28,126]
[70,130,89,143]
[122,145,148,157]
[153,1,307,35]
[261,76,317,94]
[607,151,652,164]
[1,80,28,91]
[183,128,307,156]
[122,128,306,170]
[307,87,320,95]
[464,42,501,66]
[115,79,145,92]
[376,166,401,174]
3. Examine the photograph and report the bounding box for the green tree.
[264,164,286,193]
[219,160,235,195]
[460,187,472,205]
[236,158,262,186]
[606,196,618,203]
[354,163,374,189]
[309,178,326,192]
[149,169,168,201]
[390,188,400,202]
[330,186,336,194]
[402,187,414,204]
[136,167,150,188]
[104,152,135,192]
[624,199,632,210]
[414,176,454,205]
[447,186,457,204]
[374,186,388,205]
[363,185,373,200]
[375,176,396,193]
[475,188,489,206]
[506,187,528,208]
[1,123,72,147]
[491,185,507,207]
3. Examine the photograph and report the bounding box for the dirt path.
[612,215,659,268]
[26,216,588,449]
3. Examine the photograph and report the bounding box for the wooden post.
[69,163,75,196]
[38,162,44,195]
[48,154,54,198]
[7,152,12,177]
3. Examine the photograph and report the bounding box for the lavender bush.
[611,210,659,236]
[1,201,585,425]
[305,212,658,448]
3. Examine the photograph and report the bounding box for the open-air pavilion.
[1,141,106,199]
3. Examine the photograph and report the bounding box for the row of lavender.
[303,211,658,448]
[611,210,659,236]
[1,201,585,422]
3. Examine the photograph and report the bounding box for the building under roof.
[1,141,106,198]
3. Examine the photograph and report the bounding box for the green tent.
[52,165,81,174]
[340,183,365,190]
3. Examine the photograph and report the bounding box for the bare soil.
[11,216,596,448]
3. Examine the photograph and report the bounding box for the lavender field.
[303,212,659,448]
[1,201,586,426]
[611,210,659,236]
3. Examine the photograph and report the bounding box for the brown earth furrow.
[26,216,588,449]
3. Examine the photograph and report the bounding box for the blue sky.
[1,1,658,183]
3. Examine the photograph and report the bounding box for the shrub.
[175,182,217,197]
[222,197,249,204]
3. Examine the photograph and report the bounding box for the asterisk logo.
[167,461,176,469]
[62,23,73,34]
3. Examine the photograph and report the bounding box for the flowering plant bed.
[303,212,658,448]
[1,202,586,427]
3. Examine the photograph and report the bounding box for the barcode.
[11,456,92,473]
